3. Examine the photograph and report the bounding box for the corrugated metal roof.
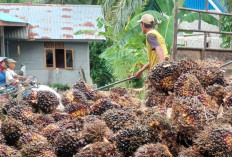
[0,12,26,23]
[184,0,215,10]
[211,0,227,13]
[184,0,227,13]
[0,4,105,40]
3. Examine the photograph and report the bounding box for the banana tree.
[99,0,218,69]
[75,0,219,87]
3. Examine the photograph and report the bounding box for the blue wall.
[184,0,215,10]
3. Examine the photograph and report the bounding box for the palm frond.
[225,0,232,12]
[104,0,148,33]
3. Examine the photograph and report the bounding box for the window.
[45,49,55,68]
[65,49,74,69]
[56,49,65,68]
[44,42,74,69]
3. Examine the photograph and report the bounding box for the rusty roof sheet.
[0,4,105,40]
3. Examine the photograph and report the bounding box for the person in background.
[135,14,168,78]
[5,58,27,85]
[0,57,7,86]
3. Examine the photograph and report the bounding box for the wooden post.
[0,26,5,57]
[173,0,179,61]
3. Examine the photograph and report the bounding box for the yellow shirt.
[146,30,168,69]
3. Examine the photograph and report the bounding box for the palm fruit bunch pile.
[143,58,232,156]
[0,79,145,157]
[0,59,232,157]
[194,125,232,156]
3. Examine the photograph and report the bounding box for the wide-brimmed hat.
[7,58,17,64]
[0,57,7,63]
[137,14,155,25]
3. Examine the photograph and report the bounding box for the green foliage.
[50,83,70,91]
[224,0,232,12]
[99,0,218,88]
[220,0,232,48]
[75,0,219,88]
[89,41,114,87]
[103,0,148,33]
[221,16,232,48]
[39,0,103,4]
[0,0,27,2]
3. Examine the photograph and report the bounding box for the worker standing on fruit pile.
[135,14,168,78]
[132,14,168,107]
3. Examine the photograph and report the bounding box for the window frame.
[44,48,56,70]
[65,49,74,70]
[44,44,74,70]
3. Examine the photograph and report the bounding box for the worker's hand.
[135,70,143,78]
[128,73,134,78]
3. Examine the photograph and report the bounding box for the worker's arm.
[155,46,165,63]
[5,71,20,85]
[135,62,150,78]
[15,75,27,81]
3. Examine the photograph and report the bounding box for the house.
[178,0,228,49]
[0,4,105,85]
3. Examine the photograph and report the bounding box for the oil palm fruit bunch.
[2,100,17,115]
[148,61,181,91]
[65,102,89,118]
[53,130,86,157]
[140,109,178,155]
[90,99,119,115]
[102,108,138,133]
[224,91,232,108]
[36,150,57,157]
[2,99,30,115]
[140,110,177,143]
[42,123,62,143]
[21,142,55,157]
[83,117,109,143]
[1,118,26,146]
[178,146,203,157]
[0,144,21,157]
[171,97,214,144]
[195,94,218,114]
[23,90,59,113]
[206,84,225,105]
[17,132,48,149]
[145,88,167,107]
[194,126,232,156]
[195,66,225,88]
[178,59,200,73]
[116,125,159,156]
[174,73,205,97]
[0,132,5,145]
[75,142,123,157]
[8,105,35,125]
[57,118,85,132]
[61,89,87,106]
[51,110,71,122]
[217,108,232,126]
[134,143,173,157]
[73,80,95,100]
[110,87,128,96]
[34,114,55,130]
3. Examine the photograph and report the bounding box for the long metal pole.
[94,76,136,91]
[173,0,179,61]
